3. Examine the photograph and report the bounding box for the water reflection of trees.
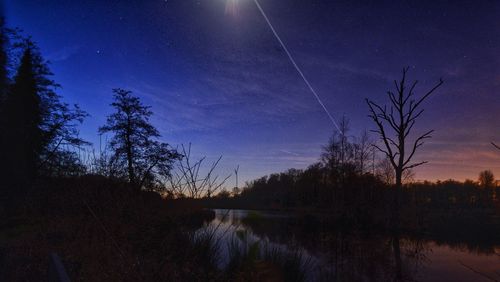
[239,216,433,281]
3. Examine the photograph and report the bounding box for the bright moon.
[225,0,240,17]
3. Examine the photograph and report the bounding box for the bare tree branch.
[492,142,500,151]
[403,130,434,167]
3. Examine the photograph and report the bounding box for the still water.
[200,209,500,281]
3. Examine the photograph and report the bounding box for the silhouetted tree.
[99,88,179,190]
[138,140,180,189]
[40,150,86,177]
[376,157,415,185]
[478,170,495,188]
[0,18,9,192]
[0,39,88,185]
[354,130,373,174]
[85,135,123,178]
[366,67,442,281]
[366,67,443,211]
[376,157,395,185]
[321,116,356,175]
[1,43,41,183]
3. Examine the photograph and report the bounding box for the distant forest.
[208,127,499,218]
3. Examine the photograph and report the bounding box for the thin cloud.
[47,45,80,62]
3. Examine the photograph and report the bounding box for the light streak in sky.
[252,0,341,132]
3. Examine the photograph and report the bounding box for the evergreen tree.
[0,18,10,191]
[2,45,42,184]
[0,38,88,188]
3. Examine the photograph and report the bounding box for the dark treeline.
[208,117,499,218]
[221,165,499,212]
[210,135,499,215]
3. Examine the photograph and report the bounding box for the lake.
[198,209,500,281]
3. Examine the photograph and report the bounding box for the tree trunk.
[393,169,402,230]
[392,169,403,281]
[125,122,135,187]
[126,147,134,185]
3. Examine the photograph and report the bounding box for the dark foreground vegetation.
[0,176,218,281]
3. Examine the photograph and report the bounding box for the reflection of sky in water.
[198,209,500,281]
[198,209,329,280]
[416,243,500,281]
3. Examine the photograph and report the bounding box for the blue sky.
[5,0,499,184]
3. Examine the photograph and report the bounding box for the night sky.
[4,0,499,184]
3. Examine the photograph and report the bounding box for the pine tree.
[0,17,10,191]
[0,38,88,188]
[2,45,42,183]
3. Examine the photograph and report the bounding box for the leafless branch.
[492,142,500,151]
[165,143,231,198]
[403,130,433,167]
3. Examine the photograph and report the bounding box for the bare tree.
[366,68,443,276]
[354,130,373,174]
[321,116,354,172]
[366,67,443,190]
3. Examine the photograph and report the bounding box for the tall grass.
[192,226,314,281]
